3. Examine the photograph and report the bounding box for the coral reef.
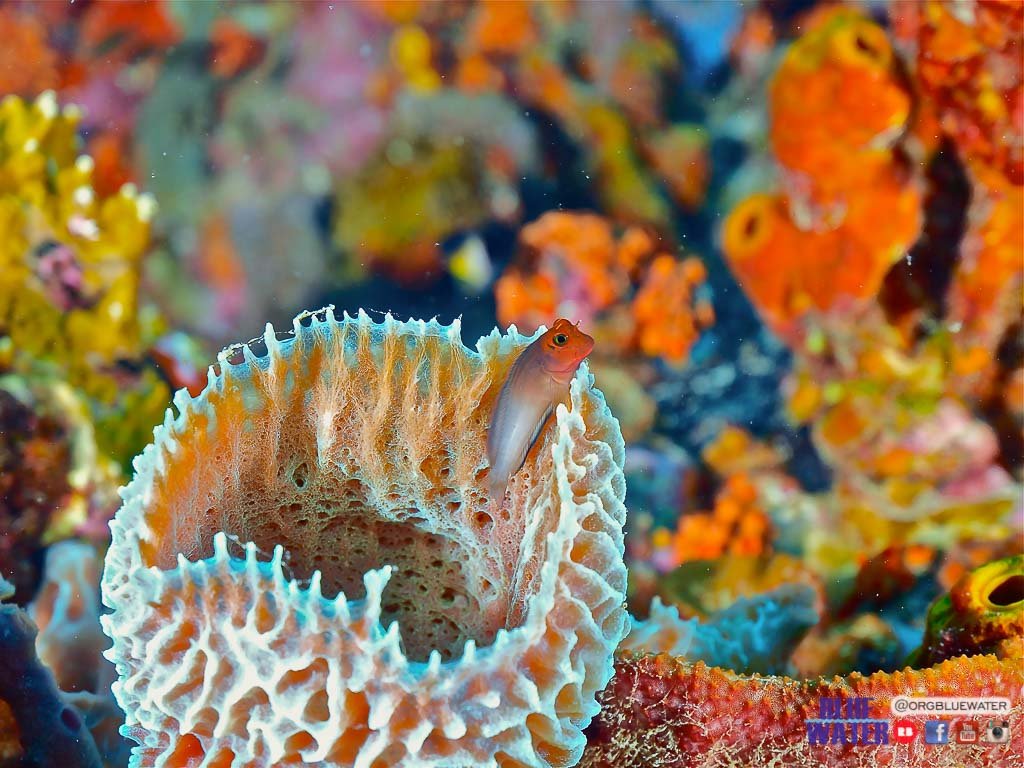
[595,557,1024,766]
[793,614,907,680]
[834,544,940,622]
[643,125,709,212]
[102,309,628,767]
[894,0,1024,184]
[0,6,60,96]
[496,212,630,334]
[0,381,72,603]
[579,652,1024,768]
[0,372,120,604]
[332,127,504,282]
[622,585,819,676]
[77,1,180,66]
[670,474,773,565]
[722,6,926,337]
[632,256,714,366]
[0,92,154,373]
[946,168,1024,380]
[496,212,712,365]
[655,553,823,620]
[721,180,921,334]
[0,4,1019,767]
[30,541,113,694]
[768,6,911,211]
[28,541,129,767]
[0,577,103,768]
[0,91,172,468]
[910,555,1024,667]
[701,425,785,478]
[719,0,1023,572]
[585,362,656,444]
[779,310,1021,574]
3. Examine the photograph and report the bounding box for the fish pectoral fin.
[514,405,553,476]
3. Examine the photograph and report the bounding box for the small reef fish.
[147,333,207,397]
[447,233,493,293]
[487,318,595,506]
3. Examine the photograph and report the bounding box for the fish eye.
[553,333,568,346]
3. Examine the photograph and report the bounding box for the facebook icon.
[925,720,950,745]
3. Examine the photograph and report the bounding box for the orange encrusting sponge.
[721,176,920,334]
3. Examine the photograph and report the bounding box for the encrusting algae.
[102,307,629,768]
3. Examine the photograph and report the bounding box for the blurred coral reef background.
[0,0,1020,766]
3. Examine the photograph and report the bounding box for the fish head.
[538,318,594,382]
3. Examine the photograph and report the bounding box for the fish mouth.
[545,356,590,376]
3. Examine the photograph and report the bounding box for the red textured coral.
[632,255,713,365]
[0,7,60,97]
[580,653,1024,767]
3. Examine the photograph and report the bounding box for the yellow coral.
[0,92,170,472]
[0,92,155,395]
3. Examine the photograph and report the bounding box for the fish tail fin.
[488,477,508,518]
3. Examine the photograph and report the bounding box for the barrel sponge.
[100,307,628,768]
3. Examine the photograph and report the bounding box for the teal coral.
[622,585,819,675]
